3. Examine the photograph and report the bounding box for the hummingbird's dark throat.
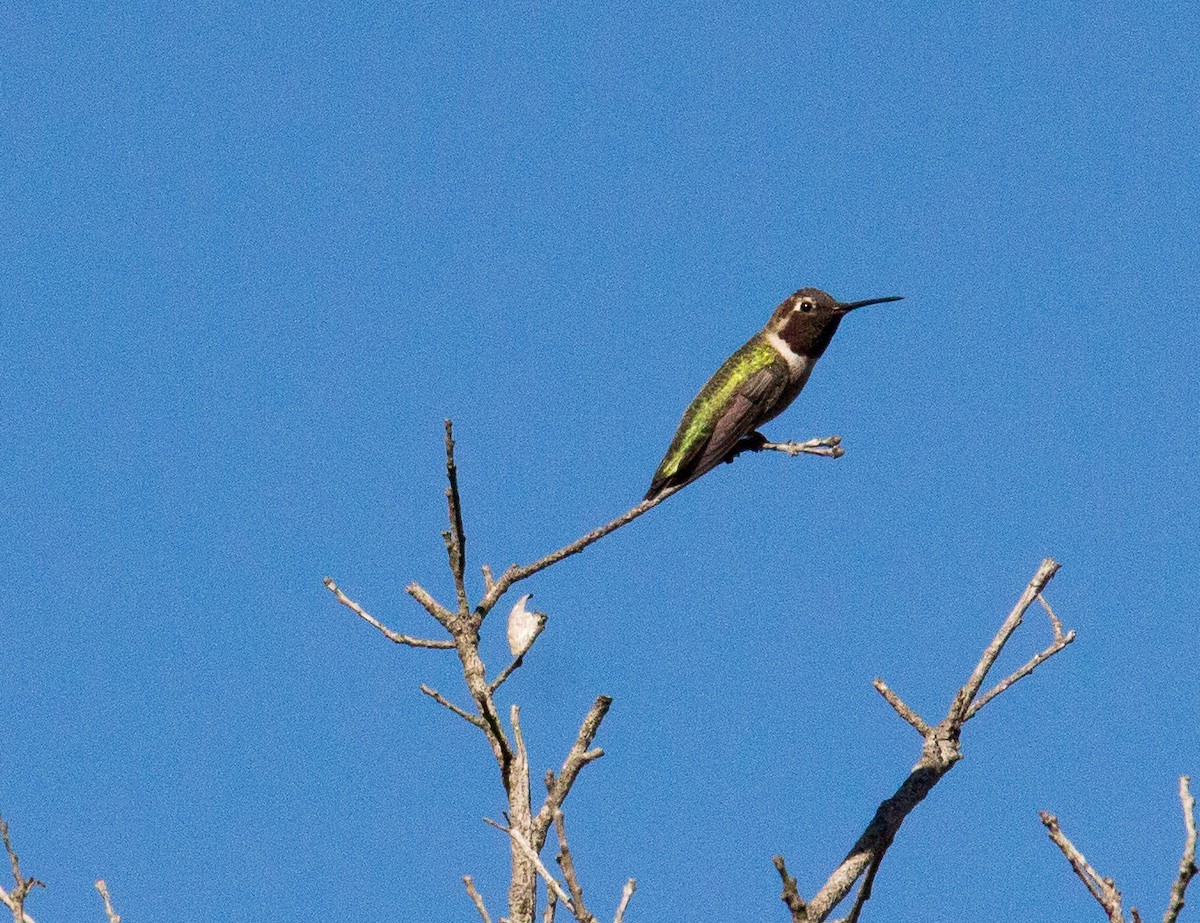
[778,311,842,359]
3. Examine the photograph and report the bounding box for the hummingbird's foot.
[725,432,844,462]
[723,431,769,463]
[759,434,845,459]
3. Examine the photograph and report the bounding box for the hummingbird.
[644,287,903,502]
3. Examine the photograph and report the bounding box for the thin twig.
[773,855,808,923]
[94,881,120,923]
[405,581,457,627]
[612,879,637,923]
[967,628,1076,719]
[0,816,43,923]
[463,875,493,923]
[443,420,471,618]
[1165,776,1198,923]
[1039,593,1065,636]
[484,818,576,913]
[472,426,845,618]
[554,810,594,923]
[872,679,932,735]
[543,891,558,923]
[323,578,455,648]
[843,853,882,923]
[490,654,528,694]
[1040,810,1125,923]
[420,684,487,729]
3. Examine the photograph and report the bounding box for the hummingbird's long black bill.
[835,295,904,313]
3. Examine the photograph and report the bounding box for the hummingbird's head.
[768,287,904,357]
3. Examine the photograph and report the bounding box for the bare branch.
[843,853,883,923]
[951,557,1061,722]
[420,683,487,729]
[491,654,529,694]
[511,705,530,776]
[872,679,932,735]
[773,855,808,923]
[405,581,457,627]
[323,578,455,648]
[533,697,613,847]
[543,891,558,923]
[94,881,120,923]
[444,420,471,618]
[612,879,637,923]
[1039,593,1065,636]
[485,818,576,914]
[793,559,1071,922]
[0,816,42,923]
[1040,810,1125,923]
[463,875,494,923]
[554,810,594,923]
[478,500,665,619]
[1165,776,1198,923]
[967,628,1076,719]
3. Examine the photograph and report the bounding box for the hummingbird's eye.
[800,301,814,313]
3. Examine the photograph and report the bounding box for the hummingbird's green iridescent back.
[646,337,789,497]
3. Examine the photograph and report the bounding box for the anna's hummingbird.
[644,287,902,502]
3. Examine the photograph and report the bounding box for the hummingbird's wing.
[645,344,790,501]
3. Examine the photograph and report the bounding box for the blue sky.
[2,2,1198,921]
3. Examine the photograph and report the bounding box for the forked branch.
[323,579,455,649]
[325,422,643,923]
[775,558,1073,922]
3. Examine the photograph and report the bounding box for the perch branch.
[476,499,666,619]
[726,433,845,461]
[474,429,845,618]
